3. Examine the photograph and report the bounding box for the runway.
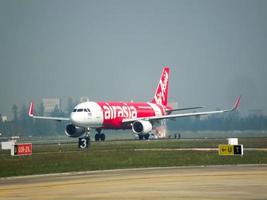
[1,165,267,200]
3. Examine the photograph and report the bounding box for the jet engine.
[132,120,152,134]
[65,124,85,138]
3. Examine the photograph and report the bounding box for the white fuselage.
[70,102,104,128]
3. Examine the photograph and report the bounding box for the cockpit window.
[73,108,90,112]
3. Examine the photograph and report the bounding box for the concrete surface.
[0,165,267,200]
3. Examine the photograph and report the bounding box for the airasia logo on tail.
[152,67,169,106]
[103,104,137,120]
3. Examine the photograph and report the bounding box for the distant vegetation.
[168,112,267,131]
[0,103,267,138]
[0,103,68,137]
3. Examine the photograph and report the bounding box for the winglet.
[232,96,241,111]
[28,101,34,117]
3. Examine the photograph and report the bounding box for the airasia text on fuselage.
[102,103,137,120]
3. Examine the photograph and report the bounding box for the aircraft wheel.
[144,134,150,140]
[95,133,100,141]
[100,133,105,141]
[138,135,144,140]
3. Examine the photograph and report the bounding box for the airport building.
[42,98,61,114]
[0,114,7,122]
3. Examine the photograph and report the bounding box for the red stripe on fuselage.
[97,102,161,129]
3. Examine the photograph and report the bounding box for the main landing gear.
[95,128,106,141]
[138,133,150,140]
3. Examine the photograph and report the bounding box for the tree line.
[167,112,267,131]
[0,98,77,137]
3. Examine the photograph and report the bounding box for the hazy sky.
[0,0,267,117]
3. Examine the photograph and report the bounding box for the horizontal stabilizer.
[166,106,203,113]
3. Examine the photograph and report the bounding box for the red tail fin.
[151,66,170,106]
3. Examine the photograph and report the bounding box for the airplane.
[28,66,241,141]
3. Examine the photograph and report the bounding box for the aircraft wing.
[166,106,203,113]
[123,96,241,123]
[28,102,70,121]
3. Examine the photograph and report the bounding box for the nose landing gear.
[78,128,91,149]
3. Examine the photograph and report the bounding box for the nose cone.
[70,112,83,125]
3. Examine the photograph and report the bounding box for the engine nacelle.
[132,120,152,134]
[65,124,85,138]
